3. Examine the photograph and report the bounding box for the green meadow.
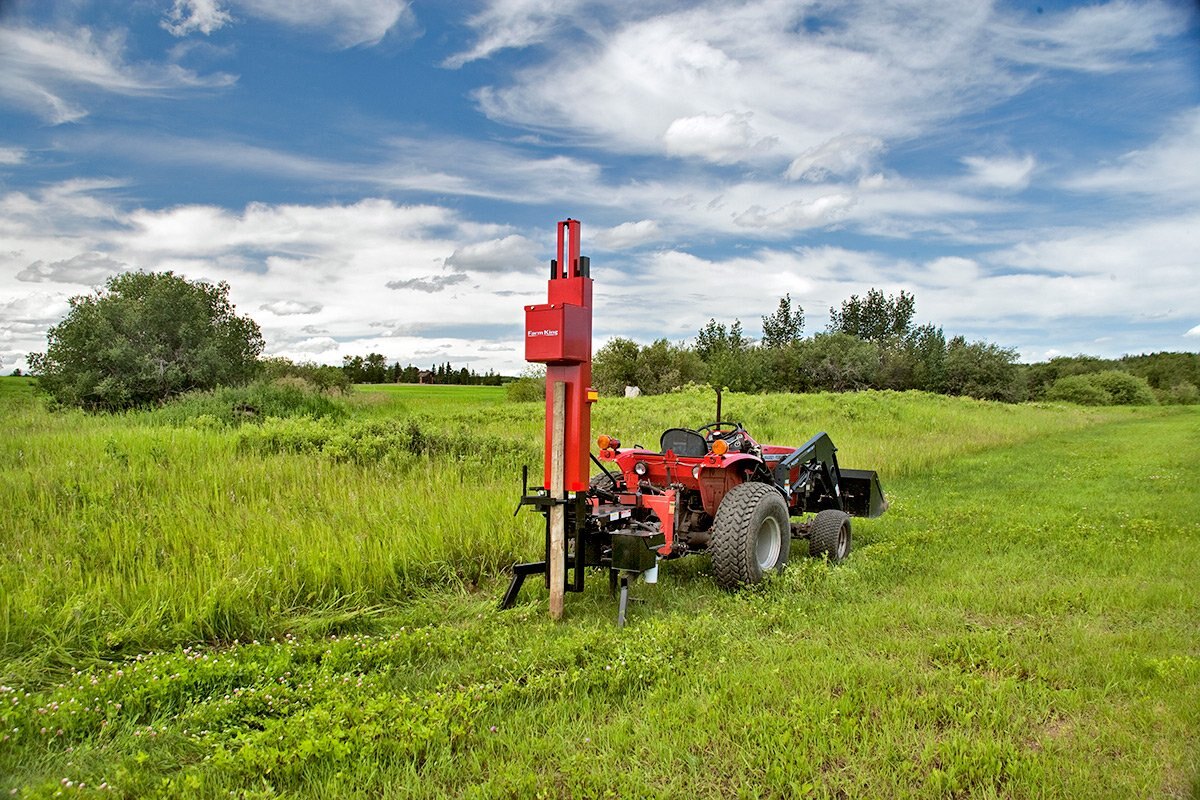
[1,377,1196,797]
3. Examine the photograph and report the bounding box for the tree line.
[340,354,503,386]
[592,289,1198,406]
[20,271,1198,411]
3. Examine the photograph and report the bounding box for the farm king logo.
[527,328,559,337]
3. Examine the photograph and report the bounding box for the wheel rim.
[755,515,782,570]
[835,522,849,560]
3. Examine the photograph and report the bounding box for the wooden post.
[548,380,566,620]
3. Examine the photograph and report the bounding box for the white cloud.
[593,220,661,250]
[786,135,885,182]
[17,252,126,284]
[0,25,235,124]
[1066,107,1200,200]
[443,234,540,273]
[0,147,26,165]
[474,0,1180,171]
[663,111,774,164]
[733,194,856,230]
[961,154,1037,190]
[261,299,322,315]
[443,0,585,67]
[385,274,468,293]
[235,0,413,48]
[118,199,454,257]
[1185,324,1200,338]
[162,0,234,37]
[991,0,1188,72]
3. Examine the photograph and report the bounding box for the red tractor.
[589,420,886,588]
[500,220,886,623]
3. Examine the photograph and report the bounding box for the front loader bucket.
[839,469,887,518]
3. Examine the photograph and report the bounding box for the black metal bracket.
[501,467,592,610]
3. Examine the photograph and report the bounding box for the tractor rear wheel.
[589,472,620,493]
[710,482,791,590]
[809,509,852,562]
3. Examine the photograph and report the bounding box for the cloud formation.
[443,235,540,273]
[385,274,468,293]
[261,299,323,315]
[17,252,126,284]
[162,0,234,37]
[961,154,1037,190]
[0,24,235,124]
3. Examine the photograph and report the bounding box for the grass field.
[1,378,1197,797]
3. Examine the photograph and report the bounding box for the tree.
[342,355,365,383]
[944,336,1024,402]
[695,318,757,391]
[636,339,704,394]
[593,337,642,395]
[794,333,880,392]
[362,353,388,384]
[828,288,915,343]
[28,271,262,410]
[761,294,804,349]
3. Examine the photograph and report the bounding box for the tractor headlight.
[634,461,648,476]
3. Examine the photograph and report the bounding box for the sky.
[1,0,1198,376]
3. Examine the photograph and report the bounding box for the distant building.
[418,370,435,385]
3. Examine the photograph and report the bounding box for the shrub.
[1046,370,1157,406]
[1088,370,1157,405]
[1158,382,1199,405]
[28,271,262,410]
[152,378,348,426]
[1046,375,1111,406]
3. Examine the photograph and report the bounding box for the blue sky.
[1,0,1198,376]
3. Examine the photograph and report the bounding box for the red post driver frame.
[524,219,596,493]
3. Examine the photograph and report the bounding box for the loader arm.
[772,432,886,518]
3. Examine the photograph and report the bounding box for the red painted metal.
[523,219,594,493]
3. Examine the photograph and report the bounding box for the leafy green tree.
[828,288,915,343]
[636,339,705,394]
[695,318,757,391]
[761,294,804,349]
[28,271,262,410]
[794,333,880,392]
[944,336,1024,402]
[342,355,365,383]
[907,324,948,393]
[593,337,642,395]
[365,353,389,384]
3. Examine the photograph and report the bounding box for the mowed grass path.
[0,381,1197,796]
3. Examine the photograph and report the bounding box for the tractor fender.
[695,454,766,516]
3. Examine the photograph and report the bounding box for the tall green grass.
[1,392,1196,798]
[0,379,1161,680]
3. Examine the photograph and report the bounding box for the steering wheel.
[696,421,744,439]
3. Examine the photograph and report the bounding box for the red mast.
[523,219,595,492]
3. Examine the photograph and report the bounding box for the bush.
[1045,375,1111,406]
[793,333,880,392]
[28,271,262,410]
[1046,370,1157,406]
[238,418,537,465]
[1088,370,1157,405]
[1158,382,1200,405]
[152,378,348,426]
[259,356,350,393]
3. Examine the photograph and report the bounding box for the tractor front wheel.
[710,482,791,590]
[809,509,852,562]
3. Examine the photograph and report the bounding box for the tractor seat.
[659,428,708,458]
